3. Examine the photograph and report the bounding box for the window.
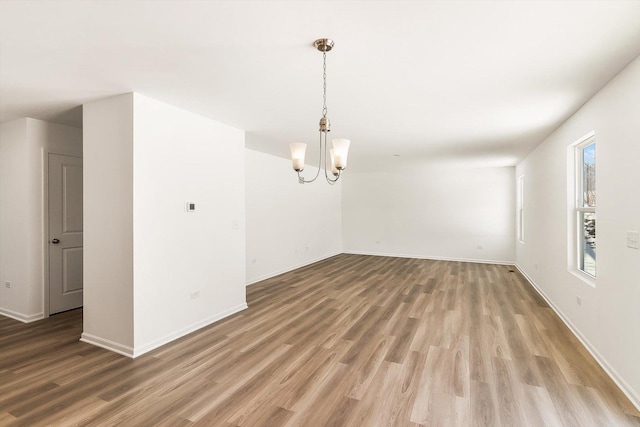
[518,175,524,243]
[575,137,596,277]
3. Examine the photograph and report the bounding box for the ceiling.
[1,1,640,171]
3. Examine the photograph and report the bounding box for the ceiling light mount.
[314,38,334,53]
[289,38,350,185]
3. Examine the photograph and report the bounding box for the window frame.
[517,175,524,244]
[573,133,596,280]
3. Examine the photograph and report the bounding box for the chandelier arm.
[297,132,324,184]
[324,169,340,184]
[323,134,341,184]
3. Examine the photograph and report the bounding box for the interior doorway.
[48,153,83,314]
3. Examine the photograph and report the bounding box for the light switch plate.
[186,202,196,212]
[627,231,640,249]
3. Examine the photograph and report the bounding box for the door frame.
[42,148,83,318]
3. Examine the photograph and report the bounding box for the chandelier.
[289,38,351,185]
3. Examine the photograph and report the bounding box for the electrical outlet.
[627,231,640,249]
[190,291,200,300]
[576,296,582,306]
[4,281,10,289]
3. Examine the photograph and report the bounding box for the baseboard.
[246,251,343,286]
[80,333,135,358]
[0,307,44,323]
[131,302,249,358]
[514,264,640,412]
[246,251,513,287]
[343,250,514,266]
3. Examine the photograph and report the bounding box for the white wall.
[83,94,135,351]
[0,119,28,318]
[342,167,515,263]
[133,94,246,354]
[0,118,82,322]
[516,56,640,407]
[245,149,342,284]
[82,93,246,357]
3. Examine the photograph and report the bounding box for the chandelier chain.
[322,51,328,118]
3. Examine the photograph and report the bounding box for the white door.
[49,153,83,314]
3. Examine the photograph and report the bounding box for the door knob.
[51,238,60,244]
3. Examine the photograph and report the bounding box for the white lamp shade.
[329,149,339,176]
[289,143,307,171]
[332,138,351,169]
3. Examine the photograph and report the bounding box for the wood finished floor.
[1,254,638,426]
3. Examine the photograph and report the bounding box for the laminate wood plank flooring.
[1,254,638,426]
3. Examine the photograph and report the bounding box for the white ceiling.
[1,1,640,170]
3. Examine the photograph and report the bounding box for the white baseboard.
[514,264,640,412]
[246,252,343,286]
[0,307,44,323]
[246,251,513,287]
[81,302,248,359]
[80,333,135,358]
[343,250,514,266]
[131,302,248,358]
